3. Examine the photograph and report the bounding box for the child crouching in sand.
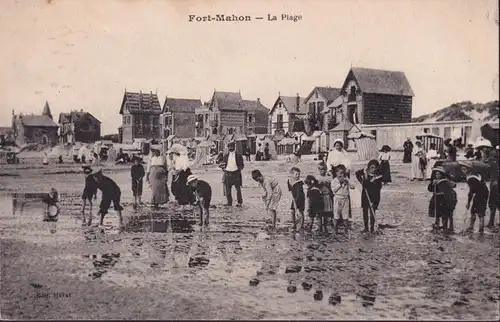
[187,174,212,227]
[252,170,282,230]
[42,188,61,222]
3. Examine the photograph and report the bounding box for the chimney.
[80,109,83,112]
[150,91,152,95]
[257,98,260,105]
[296,93,300,112]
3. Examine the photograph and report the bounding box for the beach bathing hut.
[278,137,299,155]
[329,120,360,150]
[415,132,444,156]
[347,131,378,161]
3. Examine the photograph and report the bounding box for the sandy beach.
[1,159,499,320]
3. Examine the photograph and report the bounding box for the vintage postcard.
[0,0,498,320]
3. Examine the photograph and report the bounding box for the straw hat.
[431,166,447,174]
[466,174,482,182]
[82,166,93,174]
[473,137,492,149]
[186,174,199,185]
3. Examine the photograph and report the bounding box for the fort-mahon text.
[188,14,302,22]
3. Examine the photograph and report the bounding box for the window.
[248,114,253,123]
[350,86,356,96]
[317,102,324,114]
[277,114,283,129]
[309,102,314,114]
[315,91,318,98]
[153,117,159,126]
[423,128,430,133]
[205,114,209,122]
[278,102,282,108]
[432,127,440,135]
[444,127,451,139]
[228,128,234,135]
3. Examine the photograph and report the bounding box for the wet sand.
[1,160,499,320]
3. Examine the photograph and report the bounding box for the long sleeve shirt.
[331,177,350,199]
[261,177,281,207]
[147,155,167,173]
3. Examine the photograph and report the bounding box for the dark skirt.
[489,183,499,209]
[380,160,392,183]
[403,151,412,163]
[171,169,194,206]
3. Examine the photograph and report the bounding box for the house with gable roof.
[161,97,201,139]
[119,90,162,143]
[303,87,342,132]
[207,90,269,135]
[339,67,414,125]
[58,110,101,144]
[11,101,59,146]
[268,93,307,135]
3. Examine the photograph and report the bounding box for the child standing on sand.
[355,160,383,233]
[81,166,98,226]
[131,156,145,209]
[427,167,457,235]
[317,162,334,232]
[252,169,282,230]
[465,174,489,234]
[304,175,324,233]
[331,165,354,234]
[287,167,305,231]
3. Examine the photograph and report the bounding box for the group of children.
[252,159,385,234]
[427,166,498,235]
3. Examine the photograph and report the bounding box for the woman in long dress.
[146,149,169,209]
[426,143,439,180]
[411,140,426,181]
[379,145,392,184]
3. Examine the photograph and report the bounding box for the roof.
[20,115,59,127]
[304,87,342,105]
[0,127,12,136]
[119,91,162,114]
[58,111,101,124]
[346,67,414,96]
[213,91,242,102]
[329,119,355,132]
[42,101,53,119]
[163,98,202,113]
[269,95,307,115]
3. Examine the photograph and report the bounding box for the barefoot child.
[131,156,145,209]
[427,167,457,235]
[42,188,61,222]
[81,166,98,226]
[465,174,489,234]
[252,170,282,230]
[287,167,306,231]
[331,165,354,234]
[355,160,383,233]
[92,170,125,231]
[304,175,324,233]
[317,162,334,233]
[187,175,212,226]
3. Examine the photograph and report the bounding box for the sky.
[0,0,498,134]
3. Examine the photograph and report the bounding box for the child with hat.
[187,174,212,227]
[427,166,457,235]
[81,166,98,226]
[465,174,489,234]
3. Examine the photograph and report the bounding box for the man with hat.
[221,140,244,207]
[80,166,98,226]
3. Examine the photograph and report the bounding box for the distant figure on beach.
[58,155,63,164]
[426,143,439,179]
[378,145,392,184]
[444,138,457,162]
[403,138,413,163]
[411,140,426,181]
[255,143,263,161]
[243,145,251,162]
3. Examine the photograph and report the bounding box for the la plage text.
[188,14,302,22]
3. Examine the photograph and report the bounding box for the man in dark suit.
[220,141,244,207]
